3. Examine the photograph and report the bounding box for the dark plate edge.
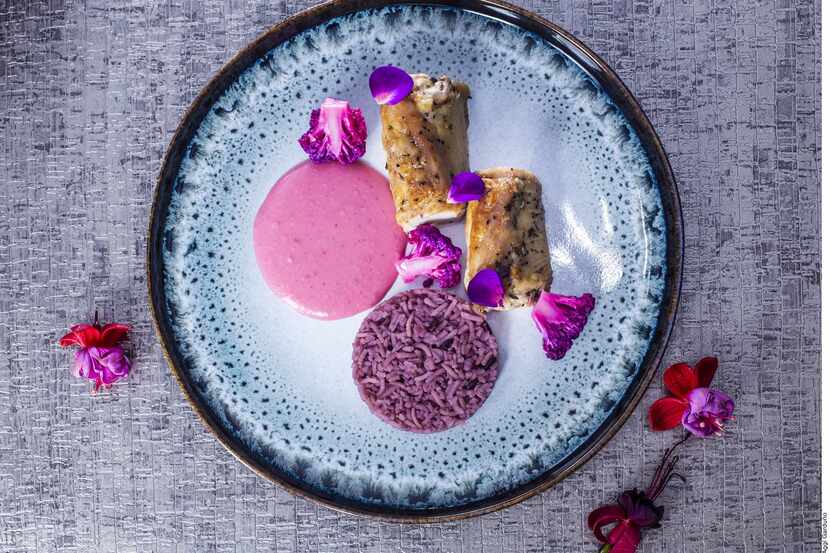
[146,0,684,523]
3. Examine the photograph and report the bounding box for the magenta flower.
[59,312,131,391]
[369,66,414,105]
[447,171,485,203]
[590,356,736,552]
[682,388,735,437]
[466,268,504,308]
[588,438,686,553]
[648,357,735,437]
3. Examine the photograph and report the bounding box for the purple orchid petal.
[447,172,485,203]
[467,268,504,307]
[369,66,414,105]
[682,387,734,437]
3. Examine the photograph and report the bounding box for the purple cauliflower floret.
[395,224,462,288]
[298,98,367,164]
[531,291,596,360]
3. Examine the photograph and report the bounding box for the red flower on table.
[588,356,736,552]
[59,312,131,391]
[647,357,734,437]
[588,439,686,553]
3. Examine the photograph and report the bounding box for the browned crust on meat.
[465,167,553,310]
[380,75,470,230]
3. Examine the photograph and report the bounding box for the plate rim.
[147,0,684,523]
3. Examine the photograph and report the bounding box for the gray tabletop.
[0,0,821,551]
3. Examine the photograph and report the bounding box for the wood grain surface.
[0,0,821,551]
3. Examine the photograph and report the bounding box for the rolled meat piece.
[464,167,553,310]
[380,73,471,231]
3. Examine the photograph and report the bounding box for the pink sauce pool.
[253,160,405,320]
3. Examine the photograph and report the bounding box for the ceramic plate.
[148,0,682,521]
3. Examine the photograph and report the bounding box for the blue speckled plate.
[148,0,682,521]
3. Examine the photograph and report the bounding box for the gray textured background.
[0,0,821,551]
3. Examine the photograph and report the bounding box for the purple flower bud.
[682,388,734,437]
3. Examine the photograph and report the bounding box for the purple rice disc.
[352,289,500,433]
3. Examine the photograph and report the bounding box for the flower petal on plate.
[466,268,504,307]
[663,362,698,398]
[447,171,485,203]
[647,396,688,431]
[369,66,414,105]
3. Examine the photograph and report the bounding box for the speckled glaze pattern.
[158,4,669,512]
